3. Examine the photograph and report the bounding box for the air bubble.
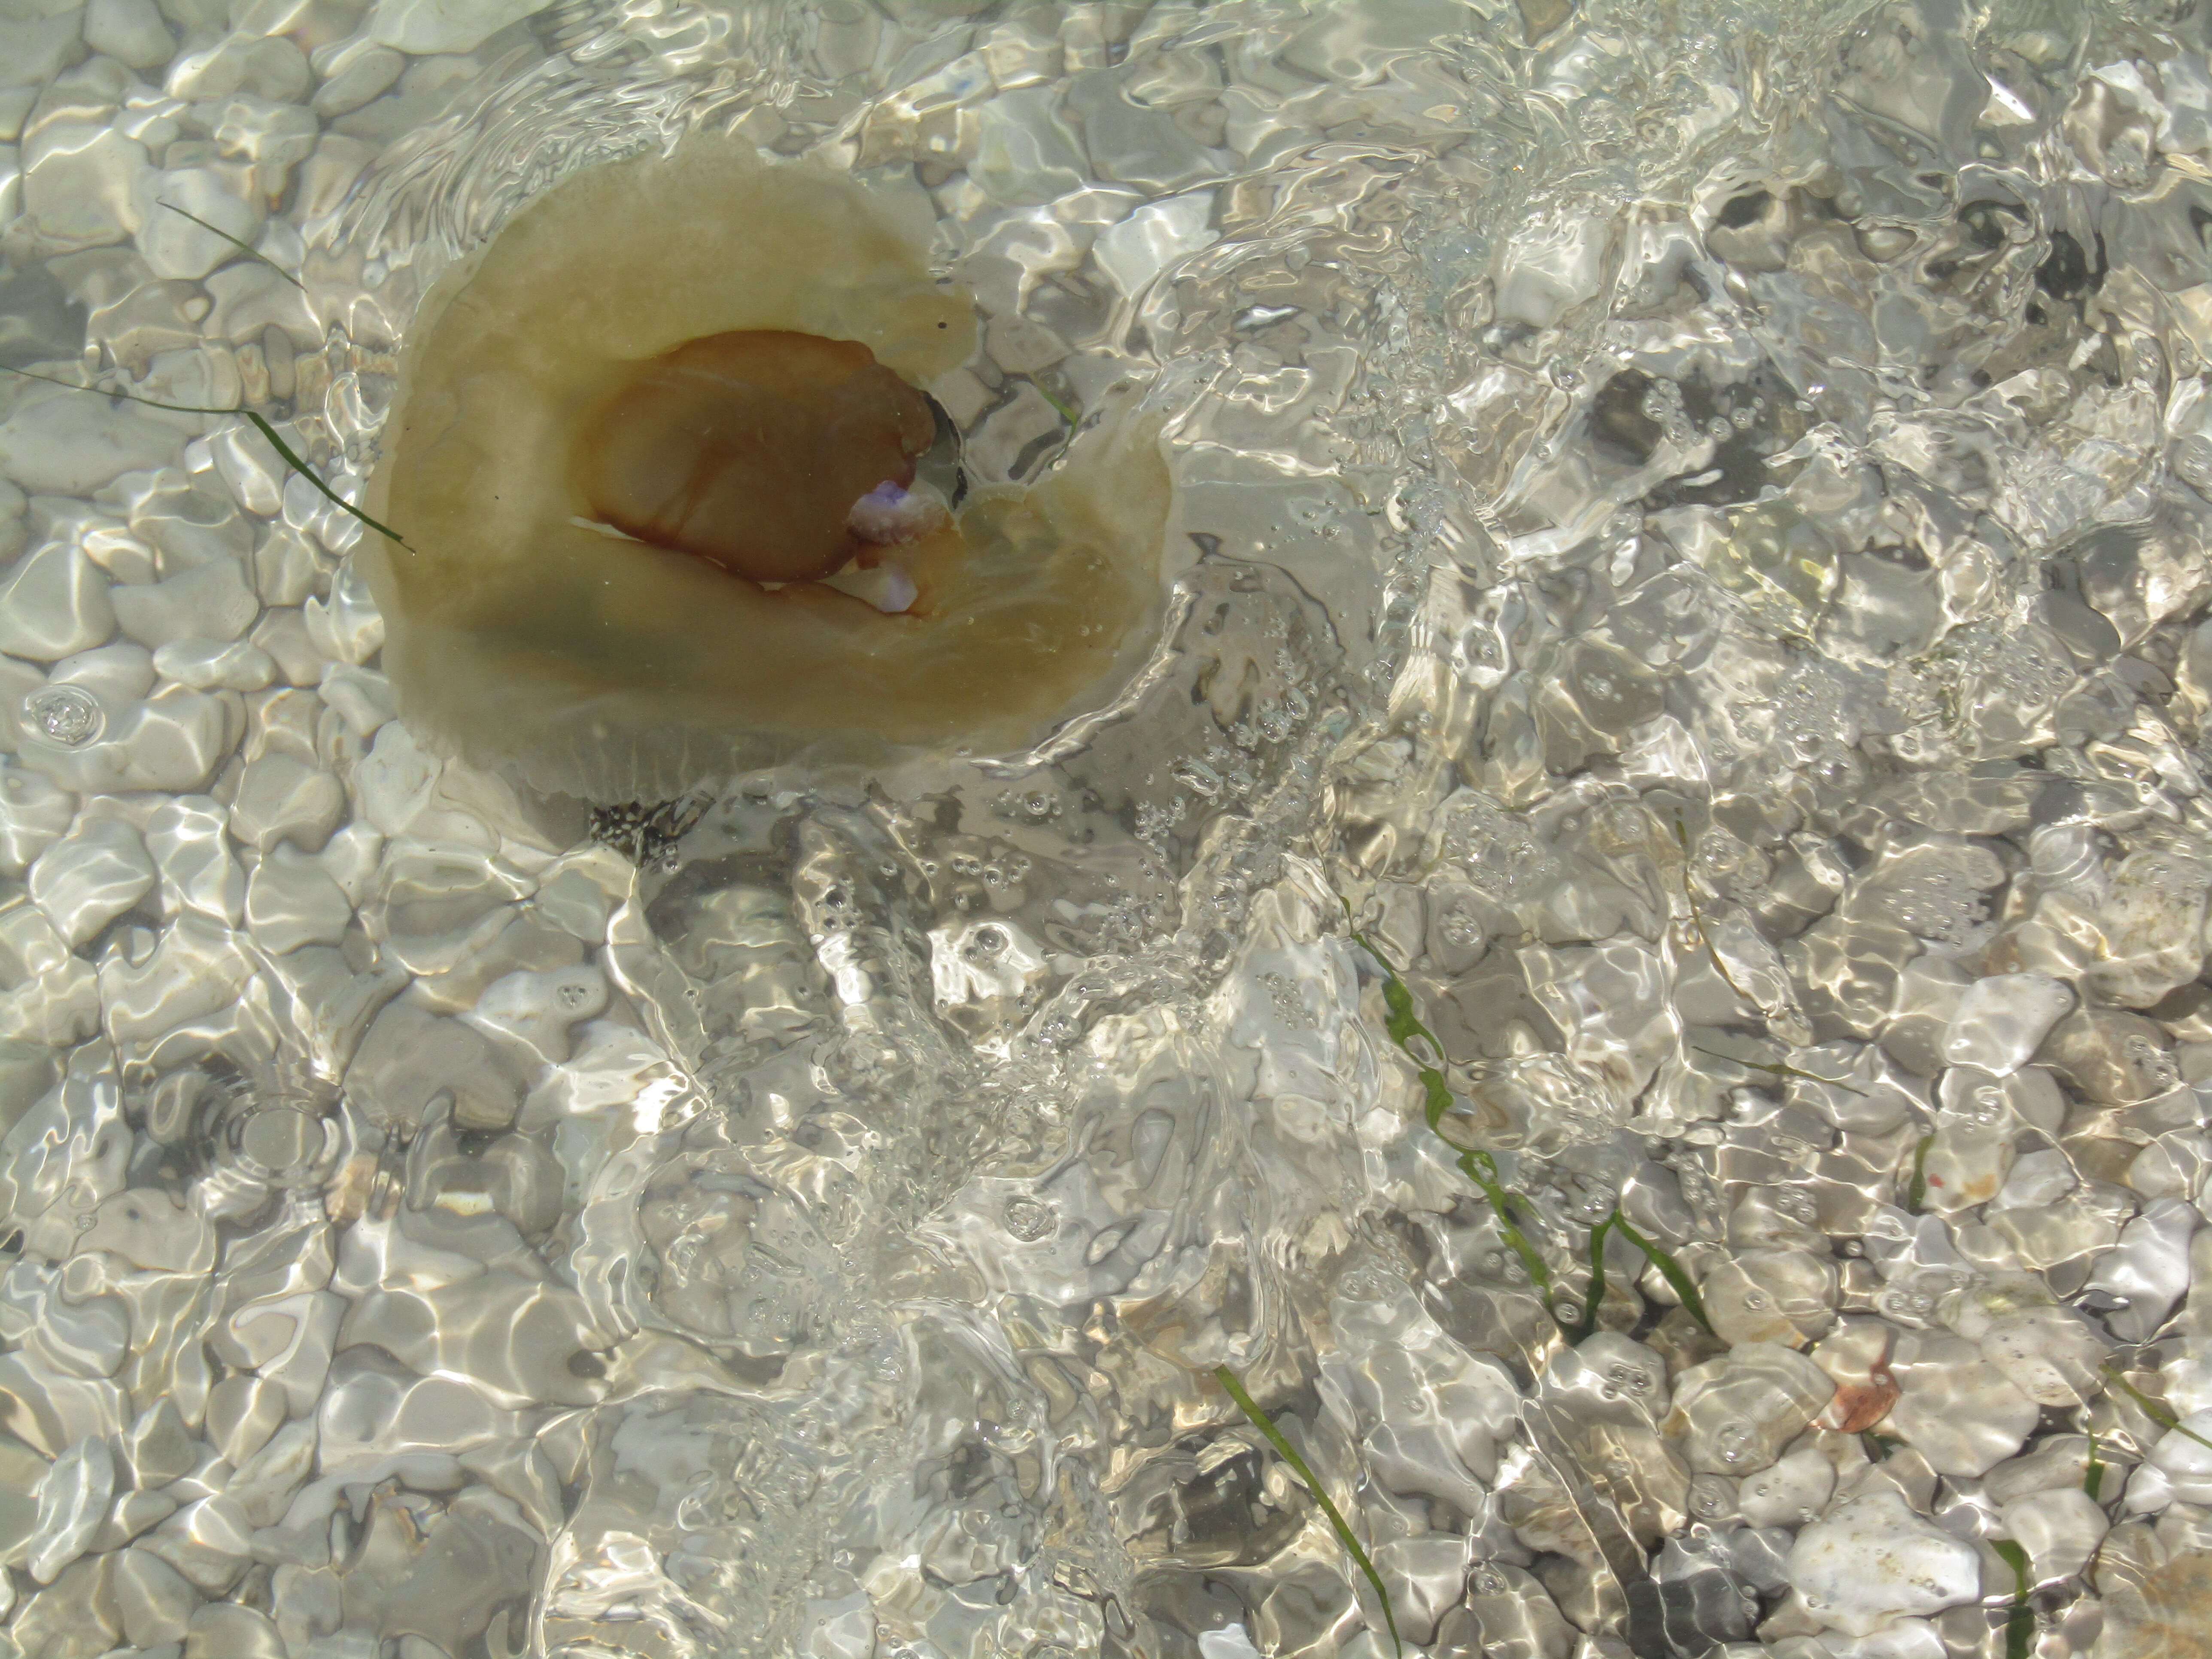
[24,686,104,748]
[2176,435,2212,494]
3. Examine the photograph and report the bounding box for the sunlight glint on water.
[3,1,2212,1656]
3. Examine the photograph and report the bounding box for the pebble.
[310,42,404,120]
[1738,1448,1835,1530]
[1702,1248,1837,1346]
[27,816,156,946]
[1786,1491,1981,1636]
[365,842,531,974]
[136,172,269,288]
[0,384,181,495]
[26,1434,113,1584]
[1094,190,1221,297]
[168,35,310,104]
[1973,1307,2103,1406]
[111,558,258,648]
[228,750,343,853]
[365,0,552,54]
[1884,1332,2041,1477]
[82,0,173,71]
[9,1553,122,1659]
[243,844,352,953]
[143,795,244,924]
[346,1000,520,1134]
[351,721,438,836]
[0,536,115,660]
[16,684,237,793]
[0,761,75,876]
[140,1494,251,1592]
[301,559,383,665]
[152,638,276,691]
[114,1545,200,1649]
[19,122,148,254]
[1671,1342,1836,1475]
[2083,1196,2199,1342]
[2000,1486,2109,1583]
[465,964,608,1069]
[319,662,394,737]
[2145,1409,2212,1502]
[184,1600,283,1658]
[80,1189,212,1276]
[203,1372,285,1465]
[1941,972,2075,1074]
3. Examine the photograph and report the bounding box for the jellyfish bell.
[362,137,1174,806]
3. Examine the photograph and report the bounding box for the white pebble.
[304,560,384,665]
[131,169,267,284]
[365,0,557,55]
[316,821,385,906]
[0,538,115,661]
[1737,1447,1835,1529]
[466,964,609,1068]
[1975,1310,2104,1407]
[228,751,343,854]
[19,122,148,261]
[82,0,174,69]
[29,817,156,946]
[1998,1486,2109,1583]
[244,845,352,954]
[111,558,258,648]
[310,42,404,120]
[319,663,395,737]
[2083,1196,2199,1343]
[2123,1459,2176,1514]
[204,421,285,518]
[49,642,155,706]
[28,1435,114,1585]
[21,687,236,794]
[874,565,919,613]
[1885,1332,2039,1476]
[169,34,310,102]
[0,762,75,878]
[143,796,243,925]
[116,688,237,792]
[1495,216,1610,330]
[2147,1407,2212,1502]
[1992,1146,2077,1209]
[152,638,276,692]
[1823,1619,1946,1659]
[1941,972,2074,1074]
[0,383,180,495]
[352,722,437,836]
[1786,1490,1981,1636]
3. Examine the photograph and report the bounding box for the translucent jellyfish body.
[365,139,1172,802]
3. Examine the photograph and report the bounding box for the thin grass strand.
[1611,1214,1714,1334]
[2104,1367,2212,1453]
[158,201,305,289]
[4,367,406,546]
[1989,1539,2034,1659]
[1215,1366,1401,1658]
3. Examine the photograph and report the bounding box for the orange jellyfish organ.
[576,330,940,586]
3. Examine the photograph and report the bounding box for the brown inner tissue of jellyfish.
[576,329,936,586]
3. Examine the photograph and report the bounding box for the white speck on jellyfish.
[848,479,949,545]
[873,566,918,613]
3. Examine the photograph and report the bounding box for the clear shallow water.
[4,0,2212,1656]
